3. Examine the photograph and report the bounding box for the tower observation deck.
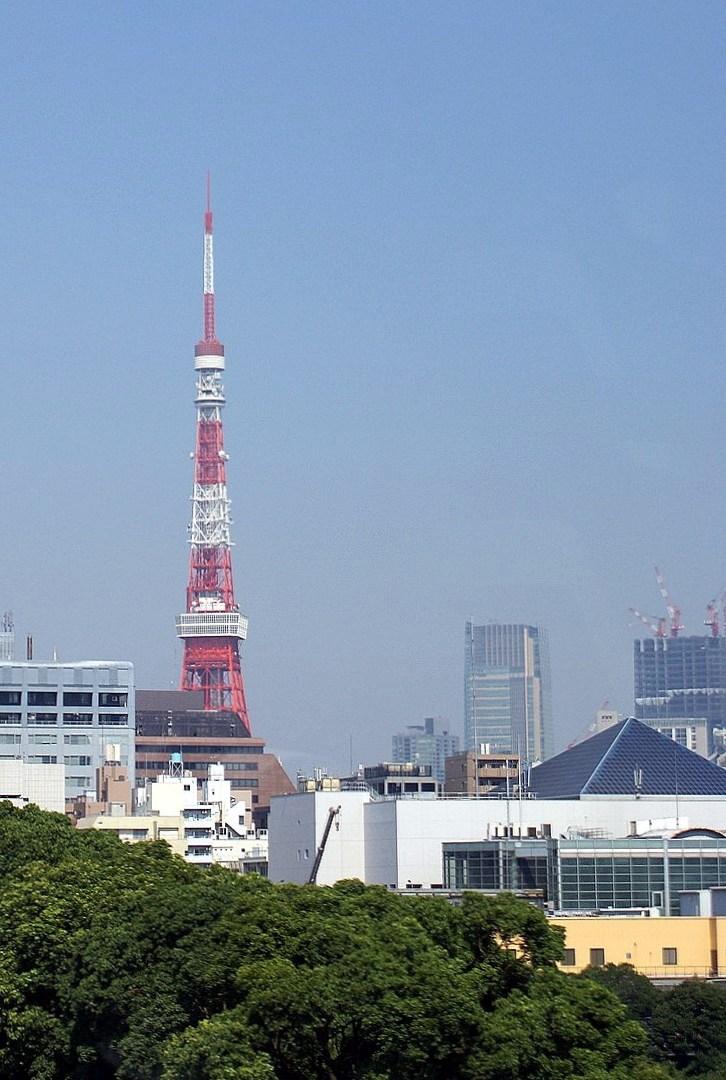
[176,181,251,735]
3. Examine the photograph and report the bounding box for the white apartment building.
[79,762,267,870]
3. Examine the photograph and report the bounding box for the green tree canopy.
[0,803,674,1080]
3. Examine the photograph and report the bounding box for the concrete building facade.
[0,661,134,801]
[465,622,552,762]
[269,789,726,890]
[0,759,65,813]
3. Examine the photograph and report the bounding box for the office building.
[465,622,552,762]
[0,660,134,801]
[391,717,459,783]
[135,690,294,829]
[444,747,520,796]
[634,635,726,754]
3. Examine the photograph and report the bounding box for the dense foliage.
[583,963,726,1078]
[0,804,671,1080]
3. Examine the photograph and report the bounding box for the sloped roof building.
[527,718,726,799]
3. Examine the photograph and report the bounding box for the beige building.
[552,915,726,980]
[444,748,520,796]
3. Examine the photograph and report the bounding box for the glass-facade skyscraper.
[465,622,553,763]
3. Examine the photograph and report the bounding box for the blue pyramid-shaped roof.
[527,718,726,798]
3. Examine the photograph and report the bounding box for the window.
[27,755,57,764]
[28,691,57,706]
[662,948,678,966]
[64,755,92,766]
[230,778,259,788]
[562,949,576,966]
[0,692,21,706]
[99,692,127,707]
[589,949,605,968]
[63,692,92,707]
[99,714,128,726]
[0,733,21,744]
[28,734,57,745]
[27,714,58,725]
[64,734,91,745]
[67,775,91,788]
[0,713,21,724]
[63,714,93,725]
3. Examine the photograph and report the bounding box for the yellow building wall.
[551,916,726,978]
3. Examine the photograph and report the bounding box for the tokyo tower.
[176,180,251,736]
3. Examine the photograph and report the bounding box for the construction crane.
[705,590,726,637]
[629,608,667,638]
[308,805,341,885]
[654,566,684,637]
[706,599,720,638]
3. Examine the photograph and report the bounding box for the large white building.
[269,789,726,888]
[269,720,726,889]
[0,660,135,801]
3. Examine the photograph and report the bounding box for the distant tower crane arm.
[654,566,684,637]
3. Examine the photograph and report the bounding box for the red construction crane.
[654,566,684,637]
[629,608,667,638]
[705,600,720,638]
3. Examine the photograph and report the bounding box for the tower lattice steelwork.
[176,181,251,735]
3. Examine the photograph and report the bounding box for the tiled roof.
[527,719,726,798]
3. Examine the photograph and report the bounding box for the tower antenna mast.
[176,180,251,734]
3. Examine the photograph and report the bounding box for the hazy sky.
[2,3,725,774]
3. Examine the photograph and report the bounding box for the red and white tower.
[176,181,251,735]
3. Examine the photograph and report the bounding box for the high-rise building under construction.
[634,635,726,754]
[465,622,553,763]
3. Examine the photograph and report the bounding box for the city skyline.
[2,5,725,774]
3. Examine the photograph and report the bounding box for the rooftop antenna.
[0,612,14,661]
[634,765,643,799]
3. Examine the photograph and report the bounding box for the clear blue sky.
[2,3,725,773]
